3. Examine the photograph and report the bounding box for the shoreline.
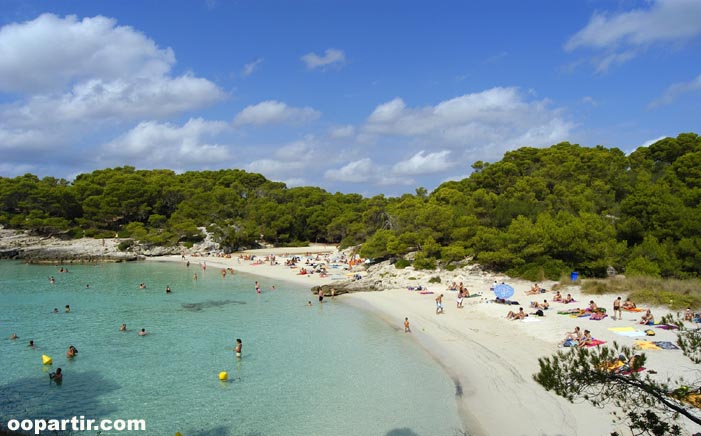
[145,248,699,435]
[3,234,695,434]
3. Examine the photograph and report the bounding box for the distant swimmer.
[139,283,146,289]
[66,345,78,359]
[193,273,198,281]
[86,284,90,289]
[307,300,312,307]
[221,269,227,278]
[138,328,147,336]
[120,323,127,332]
[255,281,261,294]
[166,285,172,294]
[234,338,242,358]
[318,289,324,303]
[53,308,59,314]
[49,367,62,384]
[65,305,70,313]
[9,333,18,340]
[28,340,35,348]
[49,276,55,284]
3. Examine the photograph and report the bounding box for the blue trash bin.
[570,271,579,282]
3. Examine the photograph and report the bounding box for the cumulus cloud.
[242,58,263,76]
[565,0,701,70]
[364,87,573,157]
[324,158,411,186]
[100,118,230,168]
[0,14,174,93]
[246,137,320,184]
[300,48,346,70]
[0,13,226,159]
[648,74,701,108]
[392,150,453,176]
[329,125,355,138]
[233,100,321,126]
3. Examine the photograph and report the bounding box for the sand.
[147,247,699,436]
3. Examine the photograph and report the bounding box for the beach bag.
[535,309,544,317]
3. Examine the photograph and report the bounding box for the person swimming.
[49,367,62,383]
[235,338,242,358]
[138,328,147,336]
[120,323,127,331]
[66,345,78,358]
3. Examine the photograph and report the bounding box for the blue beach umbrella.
[494,283,514,300]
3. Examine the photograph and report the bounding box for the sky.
[0,0,700,196]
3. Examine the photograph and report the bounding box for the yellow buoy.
[218,371,228,381]
[42,355,52,365]
[175,433,183,436]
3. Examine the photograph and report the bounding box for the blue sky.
[1,0,700,196]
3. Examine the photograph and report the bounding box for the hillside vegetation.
[1,133,700,280]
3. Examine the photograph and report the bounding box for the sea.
[0,260,463,436]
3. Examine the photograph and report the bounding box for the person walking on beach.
[234,339,242,358]
[436,294,444,314]
[404,317,411,333]
[318,289,324,303]
[613,297,622,320]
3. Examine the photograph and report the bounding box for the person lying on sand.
[525,284,543,295]
[623,298,636,310]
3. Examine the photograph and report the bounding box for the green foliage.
[117,240,133,251]
[413,252,436,270]
[1,133,701,282]
[534,343,699,433]
[428,276,441,284]
[581,276,701,310]
[394,258,411,269]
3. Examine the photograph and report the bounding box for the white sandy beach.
[149,246,699,436]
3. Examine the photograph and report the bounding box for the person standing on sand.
[613,297,622,320]
[404,317,411,333]
[436,294,444,314]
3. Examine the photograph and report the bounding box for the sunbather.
[623,298,636,310]
[563,293,574,304]
[577,330,594,347]
[552,291,562,302]
[639,309,655,325]
[507,307,527,320]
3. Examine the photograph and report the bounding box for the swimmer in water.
[235,338,242,358]
[166,285,171,293]
[138,328,147,336]
[66,345,78,358]
[9,333,18,340]
[120,323,127,331]
[65,304,70,313]
[49,367,62,383]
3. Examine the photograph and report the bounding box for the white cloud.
[0,14,174,93]
[100,118,230,168]
[565,0,701,70]
[638,136,669,148]
[392,150,453,176]
[300,48,346,70]
[364,87,573,156]
[580,96,598,106]
[329,125,355,138]
[233,100,321,126]
[324,158,377,183]
[242,58,263,77]
[566,0,701,51]
[324,158,411,186]
[648,74,701,108]
[0,13,226,157]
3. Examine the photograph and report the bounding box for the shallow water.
[0,261,462,435]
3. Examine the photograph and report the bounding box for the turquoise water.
[0,261,462,436]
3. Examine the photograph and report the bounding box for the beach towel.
[617,330,646,337]
[654,324,679,330]
[608,326,635,332]
[521,317,542,323]
[623,307,644,312]
[589,313,608,320]
[586,339,606,347]
[620,367,646,375]
[652,341,680,350]
[634,340,661,350]
[419,291,434,295]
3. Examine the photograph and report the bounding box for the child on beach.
[435,294,444,314]
[404,317,411,333]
